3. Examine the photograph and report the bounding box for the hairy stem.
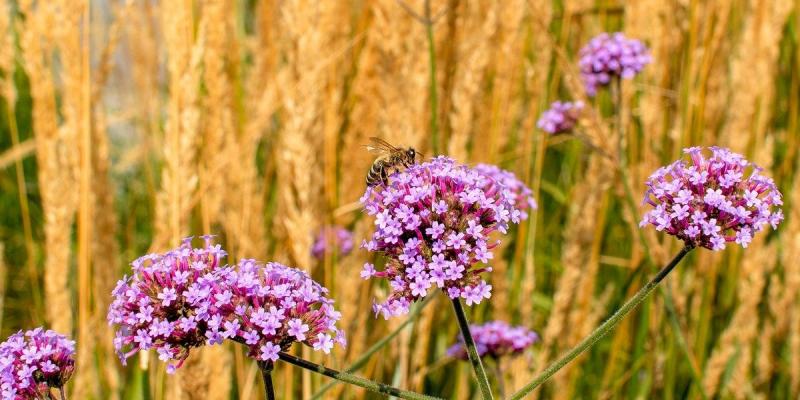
[259,362,275,400]
[279,352,442,400]
[509,245,693,399]
[450,298,494,400]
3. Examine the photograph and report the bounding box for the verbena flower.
[311,226,354,259]
[578,32,651,96]
[227,260,345,363]
[536,101,584,135]
[640,147,783,251]
[0,328,75,399]
[474,164,538,216]
[360,157,529,319]
[107,236,231,373]
[446,321,538,360]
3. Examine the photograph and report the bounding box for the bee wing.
[365,136,400,154]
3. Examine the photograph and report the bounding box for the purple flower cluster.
[473,164,538,217]
[107,236,230,373]
[446,321,538,360]
[360,157,529,319]
[578,32,651,96]
[0,328,75,399]
[108,237,345,372]
[536,101,584,135]
[226,260,345,363]
[640,147,783,251]
[311,226,354,259]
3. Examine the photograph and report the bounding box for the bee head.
[407,148,418,162]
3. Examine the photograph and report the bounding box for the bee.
[365,137,420,187]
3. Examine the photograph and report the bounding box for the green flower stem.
[508,245,693,400]
[278,352,442,400]
[450,298,494,400]
[258,362,275,400]
[310,294,435,399]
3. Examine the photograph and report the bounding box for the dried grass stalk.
[157,1,206,397]
[20,0,79,335]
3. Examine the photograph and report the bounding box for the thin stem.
[278,352,442,400]
[509,246,693,400]
[424,0,439,154]
[259,362,275,400]
[310,294,435,399]
[450,298,494,400]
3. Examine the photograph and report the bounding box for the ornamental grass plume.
[447,321,538,361]
[0,328,75,399]
[359,156,530,319]
[226,259,346,364]
[107,236,231,373]
[640,146,783,250]
[536,101,584,135]
[311,226,354,260]
[578,32,651,96]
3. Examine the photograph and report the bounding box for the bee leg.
[380,164,389,184]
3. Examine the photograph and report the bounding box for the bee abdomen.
[366,160,386,187]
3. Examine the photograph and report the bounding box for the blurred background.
[0,0,798,398]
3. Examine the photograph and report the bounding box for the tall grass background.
[0,0,798,398]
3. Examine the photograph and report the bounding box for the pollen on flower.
[640,147,783,251]
[0,328,76,398]
[360,157,532,319]
[578,32,651,96]
[107,236,231,373]
[446,321,538,360]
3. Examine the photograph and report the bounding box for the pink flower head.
[578,32,651,96]
[360,157,529,319]
[107,236,232,373]
[226,260,345,364]
[311,226,354,259]
[446,321,538,360]
[0,328,76,398]
[640,147,783,251]
[536,101,584,135]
